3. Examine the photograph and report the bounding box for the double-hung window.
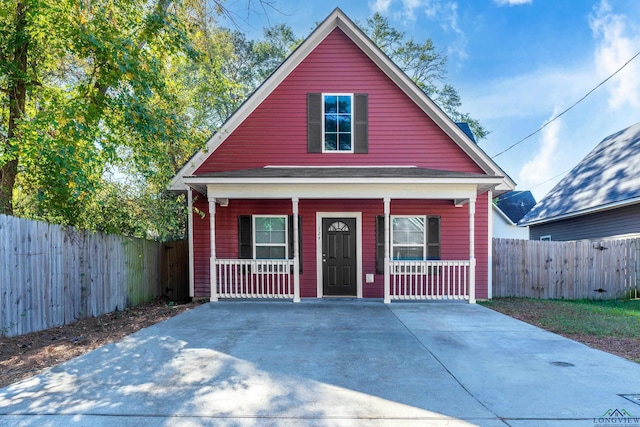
[307,93,367,153]
[253,215,288,259]
[323,94,353,152]
[238,215,303,273]
[376,215,440,273]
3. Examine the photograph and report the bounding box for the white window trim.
[540,235,551,241]
[391,215,427,261]
[321,93,354,153]
[253,215,288,259]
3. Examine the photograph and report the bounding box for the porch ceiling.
[184,166,503,202]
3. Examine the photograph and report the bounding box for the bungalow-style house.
[520,122,640,241]
[493,191,535,239]
[170,8,515,303]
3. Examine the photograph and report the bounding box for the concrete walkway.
[0,300,639,426]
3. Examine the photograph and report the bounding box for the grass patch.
[479,298,640,338]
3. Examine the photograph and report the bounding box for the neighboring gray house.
[493,191,536,239]
[519,122,640,241]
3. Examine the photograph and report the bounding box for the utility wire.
[491,49,640,159]
[496,167,573,202]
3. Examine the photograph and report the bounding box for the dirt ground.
[1,298,638,390]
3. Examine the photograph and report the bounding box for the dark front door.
[322,218,357,296]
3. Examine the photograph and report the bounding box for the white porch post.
[383,197,391,304]
[209,198,218,302]
[187,189,195,298]
[292,198,300,302]
[487,190,493,300]
[469,196,476,304]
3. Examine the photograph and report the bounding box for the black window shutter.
[354,93,368,153]
[238,215,253,259]
[375,215,385,274]
[288,215,303,273]
[427,216,441,260]
[307,93,322,153]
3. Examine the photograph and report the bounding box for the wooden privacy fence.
[493,238,640,299]
[0,215,188,337]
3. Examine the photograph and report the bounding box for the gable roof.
[495,191,536,224]
[169,8,515,193]
[520,122,640,226]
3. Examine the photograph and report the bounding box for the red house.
[170,9,515,303]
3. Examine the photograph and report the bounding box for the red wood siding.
[194,28,482,175]
[192,197,489,299]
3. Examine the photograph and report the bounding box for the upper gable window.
[323,94,353,152]
[308,93,368,154]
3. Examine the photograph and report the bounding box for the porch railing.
[215,259,295,299]
[389,260,471,301]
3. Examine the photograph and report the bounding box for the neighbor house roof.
[455,123,477,144]
[519,122,640,226]
[169,8,515,194]
[495,191,536,224]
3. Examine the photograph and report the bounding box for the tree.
[0,0,282,235]
[362,13,487,140]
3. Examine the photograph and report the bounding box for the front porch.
[185,166,501,303]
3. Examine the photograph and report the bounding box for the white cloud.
[493,0,532,5]
[589,0,640,109]
[370,0,393,13]
[518,113,562,194]
[400,0,422,21]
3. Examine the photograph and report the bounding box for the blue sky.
[219,0,640,201]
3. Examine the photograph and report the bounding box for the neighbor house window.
[323,94,353,152]
[540,235,551,241]
[254,216,288,259]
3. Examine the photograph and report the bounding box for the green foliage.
[0,0,241,237]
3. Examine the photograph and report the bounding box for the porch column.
[383,197,391,304]
[292,197,300,303]
[209,198,218,302]
[187,189,195,298]
[469,196,476,304]
[487,190,493,300]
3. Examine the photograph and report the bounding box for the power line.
[497,167,573,202]
[491,48,640,159]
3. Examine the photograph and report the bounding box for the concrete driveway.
[0,300,639,426]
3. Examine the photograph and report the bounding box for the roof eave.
[519,196,640,226]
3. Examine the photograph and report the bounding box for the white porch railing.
[215,259,295,299]
[389,260,471,301]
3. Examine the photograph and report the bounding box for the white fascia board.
[520,196,640,226]
[205,182,484,200]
